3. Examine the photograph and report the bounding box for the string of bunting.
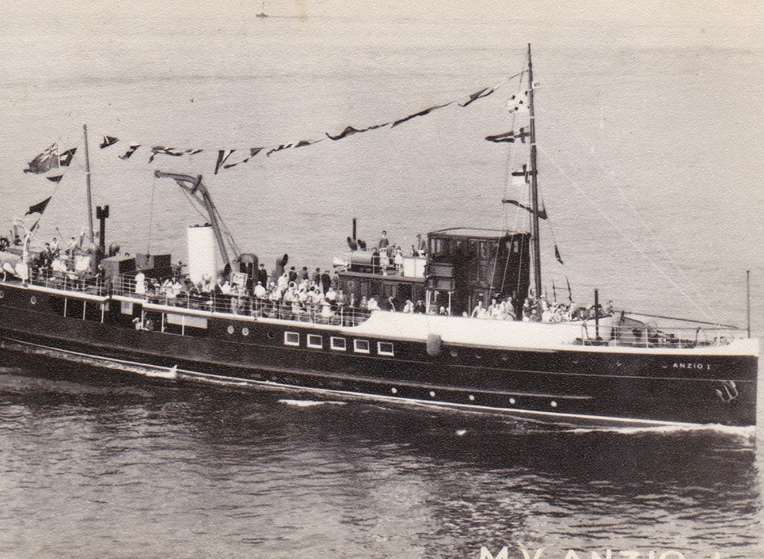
[92,74,523,175]
[19,71,532,222]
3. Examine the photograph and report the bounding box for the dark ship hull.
[0,281,756,427]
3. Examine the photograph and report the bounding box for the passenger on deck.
[134,271,146,295]
[253,281,266,299]
[541,305,554,323]
[378,230,389,251]
[257,263,268,287]
[367,297,380,311]
[325,285,337,303]
[221,279,232,295]
[414,299,425,314]
[213,277,224,298]
[488,298,501,319]
[393,247,403,272]
[402,299,414,313]
[320,270,331,294]
[379,251,389,272]
[415,233,426,256]
[439,306,448,316]
[471,300,485,318]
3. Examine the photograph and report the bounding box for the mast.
[82,124,95,247]
[746,270,751,338]
[527,43,542,300]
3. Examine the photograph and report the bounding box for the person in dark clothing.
[320,270,331,294]
[414,299,426,313]
[313,267,321,285]
[288,266,298,283]
[301,266,309,281]
[257,263,268,288]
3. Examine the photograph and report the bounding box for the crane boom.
[153,170,234,268]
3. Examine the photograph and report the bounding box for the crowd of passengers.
[129,263,439,323]
[18,232,613,324]
[470,295,614,323]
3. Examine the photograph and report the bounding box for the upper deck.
[0,267,752,354]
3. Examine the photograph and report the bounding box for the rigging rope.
[540,88,715,319]
[538,144,713,321]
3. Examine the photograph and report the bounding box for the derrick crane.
[153,171,241,269]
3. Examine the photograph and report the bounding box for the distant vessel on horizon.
[256,1,268,18]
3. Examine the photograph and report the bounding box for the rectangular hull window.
[307,334,323,349]
[330,337,347,351]
[377,342,394,357]
[284,332,300,346]
[353,339,370,354]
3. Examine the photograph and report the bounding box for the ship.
[0,45,758,427]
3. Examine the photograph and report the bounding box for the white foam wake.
[567,423,755,440]
[278,399,346,408]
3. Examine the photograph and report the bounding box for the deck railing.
[5,268,372,328]
[0,268,746,344]
[577,322,743,348]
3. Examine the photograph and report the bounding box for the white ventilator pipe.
[187,224,217,285]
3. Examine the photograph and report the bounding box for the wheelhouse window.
[307,334,323,349]
[330,337,347,351]
[377,342,394,357]
[353,339,370,354]
[284,331,300,346]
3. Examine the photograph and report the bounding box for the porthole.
[468,394,475,401]
[501,355,508,362]
[242,327,250,336]
[429,391,436,398]
[391,387,398,394]
[267,331,275,339]
[0,290,4,299]
[550,401,558,408]
[449,349,458,358]
[474,354,482,360]
[509,397,516,405]
[30,295,37,305]
[227,325,235,335]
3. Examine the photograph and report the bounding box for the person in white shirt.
[134,271,146,295]
[254,281,266,299]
